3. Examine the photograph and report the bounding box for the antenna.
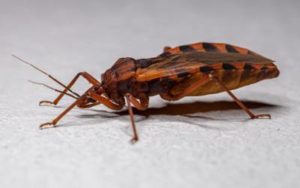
[12,54,80,97]
[28,80,78,99]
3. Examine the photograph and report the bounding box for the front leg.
[40,72,100,106]
[39,96,84,129]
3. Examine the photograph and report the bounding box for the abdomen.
[169,61,279,97]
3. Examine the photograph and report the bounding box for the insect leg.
[89,92,123,110]
[125,94,139,143]
[40,89,123,129]
[39,97,83,129]
[89,92,139,143]
[40,72,100,106]
[77,102,101,109]
[126,94,149,110]
[211,75,271,119]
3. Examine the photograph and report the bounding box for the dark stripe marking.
[179,45,195,52]
[202,43,218,52]
[225,44,239,53]
[136,59,157,68]
[240,68,252,82]
[177,71,190,78]
[200,66,214,73]
[223,63,236,70]
[244,63,254,70]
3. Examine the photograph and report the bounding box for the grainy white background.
[0,0,300,188]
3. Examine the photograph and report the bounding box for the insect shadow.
[117,100,279,116]
[61,100,281,130]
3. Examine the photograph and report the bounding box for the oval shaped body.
[101,42,279,103]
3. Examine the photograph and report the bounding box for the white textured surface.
[1,0,300,188]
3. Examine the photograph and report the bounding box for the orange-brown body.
[101,42,279,106]
[18,42,279,143]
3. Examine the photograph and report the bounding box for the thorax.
[101,57,174,104]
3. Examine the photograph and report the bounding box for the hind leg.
[211,75,271,119]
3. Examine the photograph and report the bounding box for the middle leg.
[124,94,149,143]
[126,94,149,111]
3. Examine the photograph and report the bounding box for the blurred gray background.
[0,0,300,188]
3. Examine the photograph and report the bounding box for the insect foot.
[39,100,55,106]
[39,122,56,129]
[251,114,271,119]
[130,136,139,144]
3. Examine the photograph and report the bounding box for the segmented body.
[17,42,279,142]
[101,42,279,106]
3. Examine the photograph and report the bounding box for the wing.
[135,42,278,98]
[160,42,260,57]
[136,42,273,82]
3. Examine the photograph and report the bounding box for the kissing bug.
[14,42,279,143]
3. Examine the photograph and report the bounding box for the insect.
[14,42,279,143]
